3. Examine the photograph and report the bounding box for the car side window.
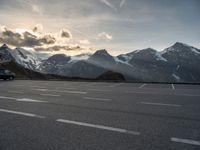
[0,70,4,74]
[5,70,10,74]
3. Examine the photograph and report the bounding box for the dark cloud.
[0,29,22,46]
[33,26,38,32]
[35,45,82,52]
[61,30,72,39]
[40,35,56,45]
[0,28,56,47]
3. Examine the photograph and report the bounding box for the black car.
[0,69,16,80]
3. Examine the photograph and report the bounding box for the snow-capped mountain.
[0,44,41,70]
[160,42,200,82]
[12,48,41,70]
[1,42,200,83]
[38,54,71,74]
[0,44,15,61]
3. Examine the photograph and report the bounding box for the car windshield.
[5,70,10,74]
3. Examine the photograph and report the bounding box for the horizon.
[0,0,200,56]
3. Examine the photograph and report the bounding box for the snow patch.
[176,65,180,70]
[69,54,90,63]
[156,52,168,62]
[172,74,180,81]
[114,57,133,67]
[191,48,200,54]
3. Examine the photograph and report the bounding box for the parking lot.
[0,80,200,150]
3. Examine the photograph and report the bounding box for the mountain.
[58,60,107,78]
[0,44,15,61]
[0,60,65,80]
[0,44,41,70]
[88,49,116,67]
[1,42,200,83]
[39,54,71,74]
[96,71,125,81]
[38,53,105,78]
[160,42,200,82]
[115,43,200,82]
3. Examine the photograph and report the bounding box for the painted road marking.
[40,94,61,97]
[14,85,24,87]
[8,91,24,94]
[126,91,158,94]
[55,87,77,90]
[16,98,46,103]
[84,83,98,87]
[126,91,200,97]
[0,108,45,118]
[31,86,46,88]
[109,83,124,88]
[171,84,175,90]
[83,97,111,101]
[34,89,87,94]
[88,89,111,92]
[0,96,46,103]
[139,84,146,89]
[0,96,16,100]
[56,119,140,135]
[141,102,181,107]
[171,137,200,146]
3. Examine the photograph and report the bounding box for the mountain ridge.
[1,42,200,83]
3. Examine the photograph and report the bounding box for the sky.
[0,0,200,56]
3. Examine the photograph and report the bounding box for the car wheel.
[9,76,14,80]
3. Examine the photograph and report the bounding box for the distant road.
[0,80,200,150]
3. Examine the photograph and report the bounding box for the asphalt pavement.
[0,80,200,150]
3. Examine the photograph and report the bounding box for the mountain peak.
[161,42,200,56]
[0,44,9,49]
[94,49,110,56]
[172,42,190,48]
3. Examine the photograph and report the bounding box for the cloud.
[120,0,126,8]
[33,24,43,33]
[98,32,113,40]
[0,26,94,54]
[35,45,82,52]
[79,39,91,45]
[100,0,116,10]
[0,26,56,47]
[61,29,72,39]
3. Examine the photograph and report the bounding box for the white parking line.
[88,89,111,92]
[0,96,46,103]
[83,97,111,101]
[56,119,140,135]
[139,84,146,89]
[141,102,181,107]
[0,96,16,100]
[84,83,98,87]
[109,83,124,88]
[16,98,46,103]
[40,94,61,97]
[55,87,76,90]
[126,91,158,95]
[34,89,87,94]
[0,108,45,118]
[171,84,175,90]
[8,91,24,94]
[14,85,24,87]
[171,137,200,146]
[126,91,200,97]
[174,94,200,97]
[31,86,45,88]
